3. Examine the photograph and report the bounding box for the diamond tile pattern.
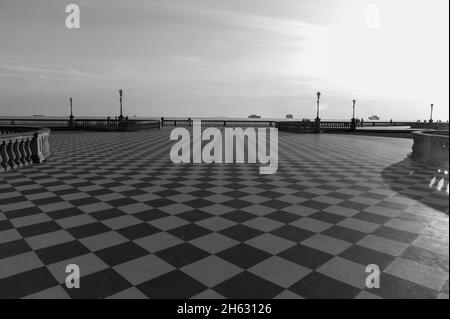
[0,129,448,299]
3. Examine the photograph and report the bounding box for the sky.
[0,0,448,120]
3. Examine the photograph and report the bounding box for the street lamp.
[69,97,73,117]
[352,99,356,119]
[430,103,434,123]
[316,92,321,120]
[69,97,74,127]
[351,99,357,132]
[119,89,124,120]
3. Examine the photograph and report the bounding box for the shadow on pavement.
[382,157,449,214]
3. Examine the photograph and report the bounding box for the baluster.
[13,140,21,167]
[6,140,16,169]
[0,142,3,171]
[24,138,32,164]
[18,139,27,166]
[0,141,8,171]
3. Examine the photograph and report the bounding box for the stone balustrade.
[0,126,51,172]
[0,118,160,132]
[410,122,450,130]
[411,130,449,168]
[160,118,276,127]
[276,121,316,133]
[276,120,353,133]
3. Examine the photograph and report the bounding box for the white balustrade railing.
[0,127,51,172]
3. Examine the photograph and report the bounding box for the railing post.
[30,132,48,163]
[351,118,356,132]
[314,117,321,133]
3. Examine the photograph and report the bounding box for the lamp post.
[316,92,321,120]
[352,100,356,119]
[351,99,357,132]
[69,97,74,127]
[119,89,124,120]
[430,103,434,123]
[314,92,321,133]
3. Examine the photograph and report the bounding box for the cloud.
[0,63,90,77]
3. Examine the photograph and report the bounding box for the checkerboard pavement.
[0,129,448,299]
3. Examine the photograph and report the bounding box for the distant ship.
[368,115,380,120]
[248,114,261,119]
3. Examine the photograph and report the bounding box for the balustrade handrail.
[0,126,50,137]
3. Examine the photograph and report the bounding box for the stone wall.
[411,130,449,168]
